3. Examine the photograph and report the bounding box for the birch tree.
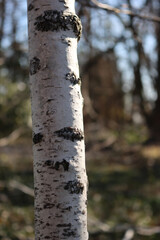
[27,0,88,239]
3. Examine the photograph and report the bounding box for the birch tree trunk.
[27,1,88,239]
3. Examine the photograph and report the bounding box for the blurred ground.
[0,124,160,240]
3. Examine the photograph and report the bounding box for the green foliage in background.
[0,77,31,137]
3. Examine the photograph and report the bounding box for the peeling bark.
[27,0,88,239]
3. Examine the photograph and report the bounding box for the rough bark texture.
[27,1,88,239]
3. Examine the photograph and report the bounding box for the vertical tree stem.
[27,1,88,239]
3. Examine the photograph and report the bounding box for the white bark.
[27,1,88,239]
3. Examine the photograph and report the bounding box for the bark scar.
[33,132,43,144]
[64,180,84,194]
[55,127,84,141]
[34,10,82,41]
[29,57,41,75]
[66,72,81,85]
[44,159,69,171]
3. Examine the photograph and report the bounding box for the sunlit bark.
[27,0,88,239]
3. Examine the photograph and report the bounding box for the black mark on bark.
[57,223,71,228]
[55,159,69,171]
[64,180,84,194]
[47,98,55,102]
[63,229,76,237]
[55,127,84,141]
[61,34,71,46]
[44,203,55,209]
[56,203,72,211]
[37,148,43,151]
[62,206,72,211]
[44,159,69,171]
[34,10,82,41]
[33,132,43,144]
[29,57,41,75]
[28,3,34,11]
[34,187,38,197]
[66,72,81,85]
[57,223,76,237]
[70,14,82,41]
[82,210,86,215]
[45,160,53,166]
[35,206,43,212]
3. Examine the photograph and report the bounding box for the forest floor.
[0,123,160,240]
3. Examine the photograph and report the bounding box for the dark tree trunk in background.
[147,5,160,141]
[0,0,6,48]
[128,0,160,142]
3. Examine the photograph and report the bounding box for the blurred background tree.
[0,0,29,138]
[1,0,160,239]
[77,0,160,142]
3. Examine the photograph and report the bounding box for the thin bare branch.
[0,180,34,197]
[0,128,24,147]
[137,226,160,236]
[91,0,160,23]
[89,218,160,237]
[9,180,34,197]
